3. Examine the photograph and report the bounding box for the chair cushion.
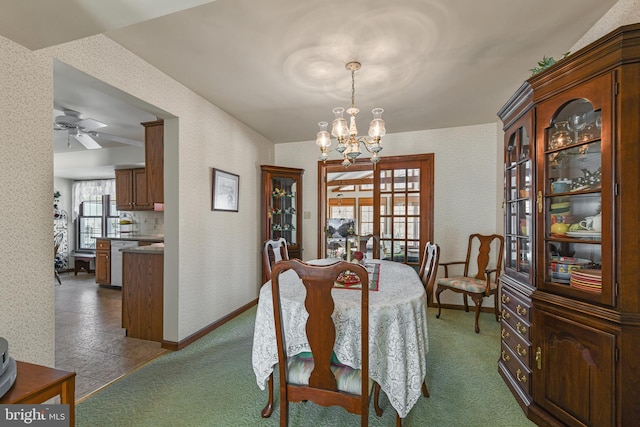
[287,356,373,395]
[437,276,496,293]
[295,351,347,367]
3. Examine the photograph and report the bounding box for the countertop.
[121,246,164,255]
[94,234,164,242]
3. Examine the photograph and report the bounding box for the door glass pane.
[393,169,406,191]
[407,196,420,215]
[394,218,406,239]
[408,217,420,240]
[506,237,516,269]
[271,176,298,246]
[393,195,406,215]
[380,170,392,192]
[543,100,603,297]
[408,168,420,190]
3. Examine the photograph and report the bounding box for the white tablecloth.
[251,259,429,418]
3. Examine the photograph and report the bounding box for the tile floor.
[55,272,168,401]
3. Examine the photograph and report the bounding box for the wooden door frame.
[317,154,434,262]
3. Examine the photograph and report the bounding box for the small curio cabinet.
[498,24,640,427]
[260,165,304,283]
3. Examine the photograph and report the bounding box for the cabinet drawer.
[96,239,110,251]
[501,321,531,367]
[500,342,531,395]
[501,305,530,341]
[500,287,532,322]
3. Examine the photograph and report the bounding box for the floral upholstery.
[287,356,373,395]
[437,276,497,293]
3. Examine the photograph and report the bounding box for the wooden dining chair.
[263,238,289,281]
[418,241,440,306]
[268,259,386,426]
[435,234,504,333]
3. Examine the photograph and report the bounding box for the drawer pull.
[516,304,527,316]
[516,322,527,335]
[501,328,510,340]
[501,309,511,320]
[516,369,527,383]
[501,350,511,362]
[516,344,527,357]
[536,347,542,370]
[501,294,511,304]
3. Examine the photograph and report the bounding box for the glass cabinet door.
[536,74,613,305]
[269,176,298,247]
[504,114,533,283]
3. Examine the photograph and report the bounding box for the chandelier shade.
[315,61,386,167]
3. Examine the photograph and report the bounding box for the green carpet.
[76,306,535,426]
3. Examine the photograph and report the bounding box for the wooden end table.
[0,361,75,426]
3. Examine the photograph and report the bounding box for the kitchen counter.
[120,245,164,255]
[93,234,164,242]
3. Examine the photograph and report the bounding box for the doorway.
[318,153,434,270]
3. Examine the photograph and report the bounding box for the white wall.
[0,33,274,364]
[276,122,503,305]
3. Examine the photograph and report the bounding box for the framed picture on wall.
[212,168,239,212]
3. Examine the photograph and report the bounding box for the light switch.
[303,211,311,219]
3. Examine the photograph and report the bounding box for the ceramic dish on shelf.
[566,231,601,240]
[551,271,571,283]
[550,256,592,274]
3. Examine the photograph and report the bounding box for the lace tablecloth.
[251,259,429,418]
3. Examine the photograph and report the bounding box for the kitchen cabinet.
[260,165,304,283]
[115,168,152,211]
[497,24,640,426]
[95,239,111,285]
[122,251,163,342]
[142,119,164,204]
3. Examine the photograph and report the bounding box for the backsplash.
[120,210,164,235]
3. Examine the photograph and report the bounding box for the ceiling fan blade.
[76,118,107,131]
[71,131,101,149]
[91,132,143,148]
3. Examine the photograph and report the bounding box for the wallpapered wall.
[1,33,274,364]
[0,36,55,365]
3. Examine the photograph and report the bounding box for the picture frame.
[212,168,239,212]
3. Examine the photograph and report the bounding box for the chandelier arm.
[356,137,379,152]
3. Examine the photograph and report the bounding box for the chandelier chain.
[351,69,356,109]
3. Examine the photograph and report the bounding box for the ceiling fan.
[53,108,142,149]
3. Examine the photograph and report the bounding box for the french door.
[318,153,434,270]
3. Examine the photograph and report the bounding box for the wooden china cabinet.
[498,24,640,427]
[260,165,304,283]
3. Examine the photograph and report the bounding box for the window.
[77,195,120,250]
[73,180,119,250]
[329,197,355,219]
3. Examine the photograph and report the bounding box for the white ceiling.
[1,0,618,169]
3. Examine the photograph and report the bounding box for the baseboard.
[161,298,258,351]
[426,302,496,313]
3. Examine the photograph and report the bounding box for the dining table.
[251,258,429,419]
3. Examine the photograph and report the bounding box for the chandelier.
[316,61,386,167]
